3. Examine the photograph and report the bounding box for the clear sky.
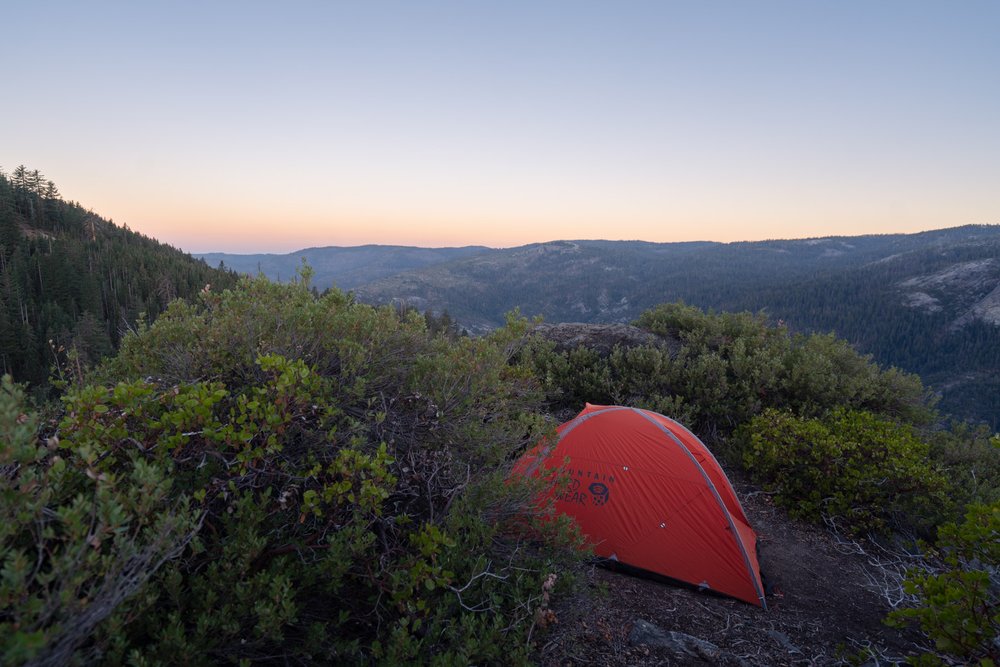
[3,1,999,253]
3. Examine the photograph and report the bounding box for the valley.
[203,226,1000,428]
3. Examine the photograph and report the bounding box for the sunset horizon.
[5,1,998,254]
[15,161,996,255]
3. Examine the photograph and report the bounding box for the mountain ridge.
[196,244,493,290]
[345,225,1000,426]
[352,225,1000,323]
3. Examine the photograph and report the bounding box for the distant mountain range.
[353,226,1000,329]
[196,245,490,290]
[200,225,1000,427]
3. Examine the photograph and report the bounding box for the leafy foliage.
[527,339,698,427]
[928,422,1000,510]
[737,408,949,533]
[1,278,582,665]
[888,501,1000,666]
[0,376,200,666]
[637,303,935,429]
[529,302,934,441]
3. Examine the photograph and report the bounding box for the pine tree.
[11,165,27,190]
[27,169,44,194]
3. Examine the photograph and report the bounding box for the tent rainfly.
[515,403,766,607]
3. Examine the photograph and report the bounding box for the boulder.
[628,619,748,665]
[532,322,679,357]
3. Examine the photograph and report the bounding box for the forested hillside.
[0,166,238,392]
[352,229,1000,329]
[351,228,1000,427]
[739,237,1000,427]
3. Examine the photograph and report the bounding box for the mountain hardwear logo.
[589,482,610,506]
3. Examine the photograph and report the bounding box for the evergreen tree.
[42,180,59,200]
[0,167,239,393]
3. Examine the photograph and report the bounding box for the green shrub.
[928,422,1000,510]
[636,304,789,431]
[527,341,613,407]
[2,277,583,665]
[887,501,1000,666]
[0,375,200,666]
[780,332,936,425]
[738,408,949,533]
[525,339,696,423]
[527,302,935,448]
[637,303,935,431]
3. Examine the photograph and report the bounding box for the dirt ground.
[531,471,927,666]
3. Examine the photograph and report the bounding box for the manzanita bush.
[738,407,949,534]
[888,501,1000,666]
[1,277,582,666]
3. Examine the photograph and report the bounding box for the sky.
[3,1,999,253]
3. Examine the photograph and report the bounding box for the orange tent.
[515,403,766,607]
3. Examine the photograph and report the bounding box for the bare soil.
[532,471,925,666]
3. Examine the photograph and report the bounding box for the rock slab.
[629,619,747,665]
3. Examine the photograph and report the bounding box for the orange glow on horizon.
[5,3,996,255]
[114,199,979,254]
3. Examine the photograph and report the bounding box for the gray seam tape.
[632,408,767,609]
[520,406,629,477]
